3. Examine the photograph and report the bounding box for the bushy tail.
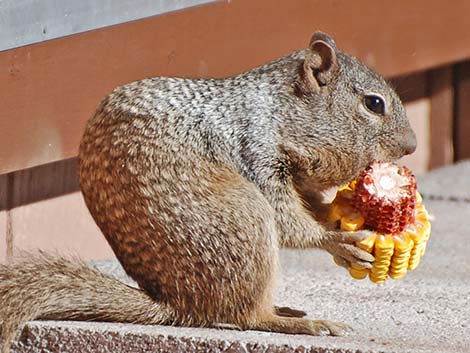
[0,253,173,353]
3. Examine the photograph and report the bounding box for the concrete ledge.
[11,320,393,353]
[8,161,470,353]
[418,160,470,201]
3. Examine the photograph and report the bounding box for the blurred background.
[0,0,469,262]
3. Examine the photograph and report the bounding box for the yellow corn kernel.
[415,205,425,219]
[389,270,406,279]
[408,241,426,270]
[416,213,431,233]
[389,271,407,280]
[389,234,413,279]
[416,217,430,234]
[422,220,432,241]
[339,184,353,192]
[416,205,431,234]
[370,235,394,283]
[334,257,368,279]
[349,266,368,279]
[339,189,354,200]
[409,210,431,269]
[348,180,357,190]
[340,213,365,232]
[394,233,414,251]
[336,184,354,200]
[352,234,375,279]
[406,224,425,244]
[357,234,377,253]
[420,224,431,253]
[328,203,345,222]
[420,243,428,256]
[416,192,423,204]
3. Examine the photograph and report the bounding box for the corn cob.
[328,161,431,283]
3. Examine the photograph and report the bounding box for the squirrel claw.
[322,230,375,267]
[317,320,354,336]
[334,255,372,270]
[212,322,243,331]
[275,306,307,318]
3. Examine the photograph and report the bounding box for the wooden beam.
[454,62,470,161]
[0,174,8,261]
[7,158,79,209]
[429,67,454,169]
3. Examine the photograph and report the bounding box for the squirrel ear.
[300,32,338,94]
[309,31,337,49]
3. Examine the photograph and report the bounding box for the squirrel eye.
[363,95,385,115]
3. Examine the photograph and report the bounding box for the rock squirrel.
[0,31,416,352]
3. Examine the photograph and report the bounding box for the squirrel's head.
[287,31,416,188]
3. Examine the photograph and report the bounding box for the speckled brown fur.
[0,32,416,352]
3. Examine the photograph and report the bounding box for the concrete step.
[9,161,470,353]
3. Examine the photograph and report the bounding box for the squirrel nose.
[403,130,417,155]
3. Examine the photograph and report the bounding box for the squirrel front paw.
[321,230,375,269]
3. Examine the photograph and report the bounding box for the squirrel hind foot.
[210,305,308,331]
[247,313,353,336]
